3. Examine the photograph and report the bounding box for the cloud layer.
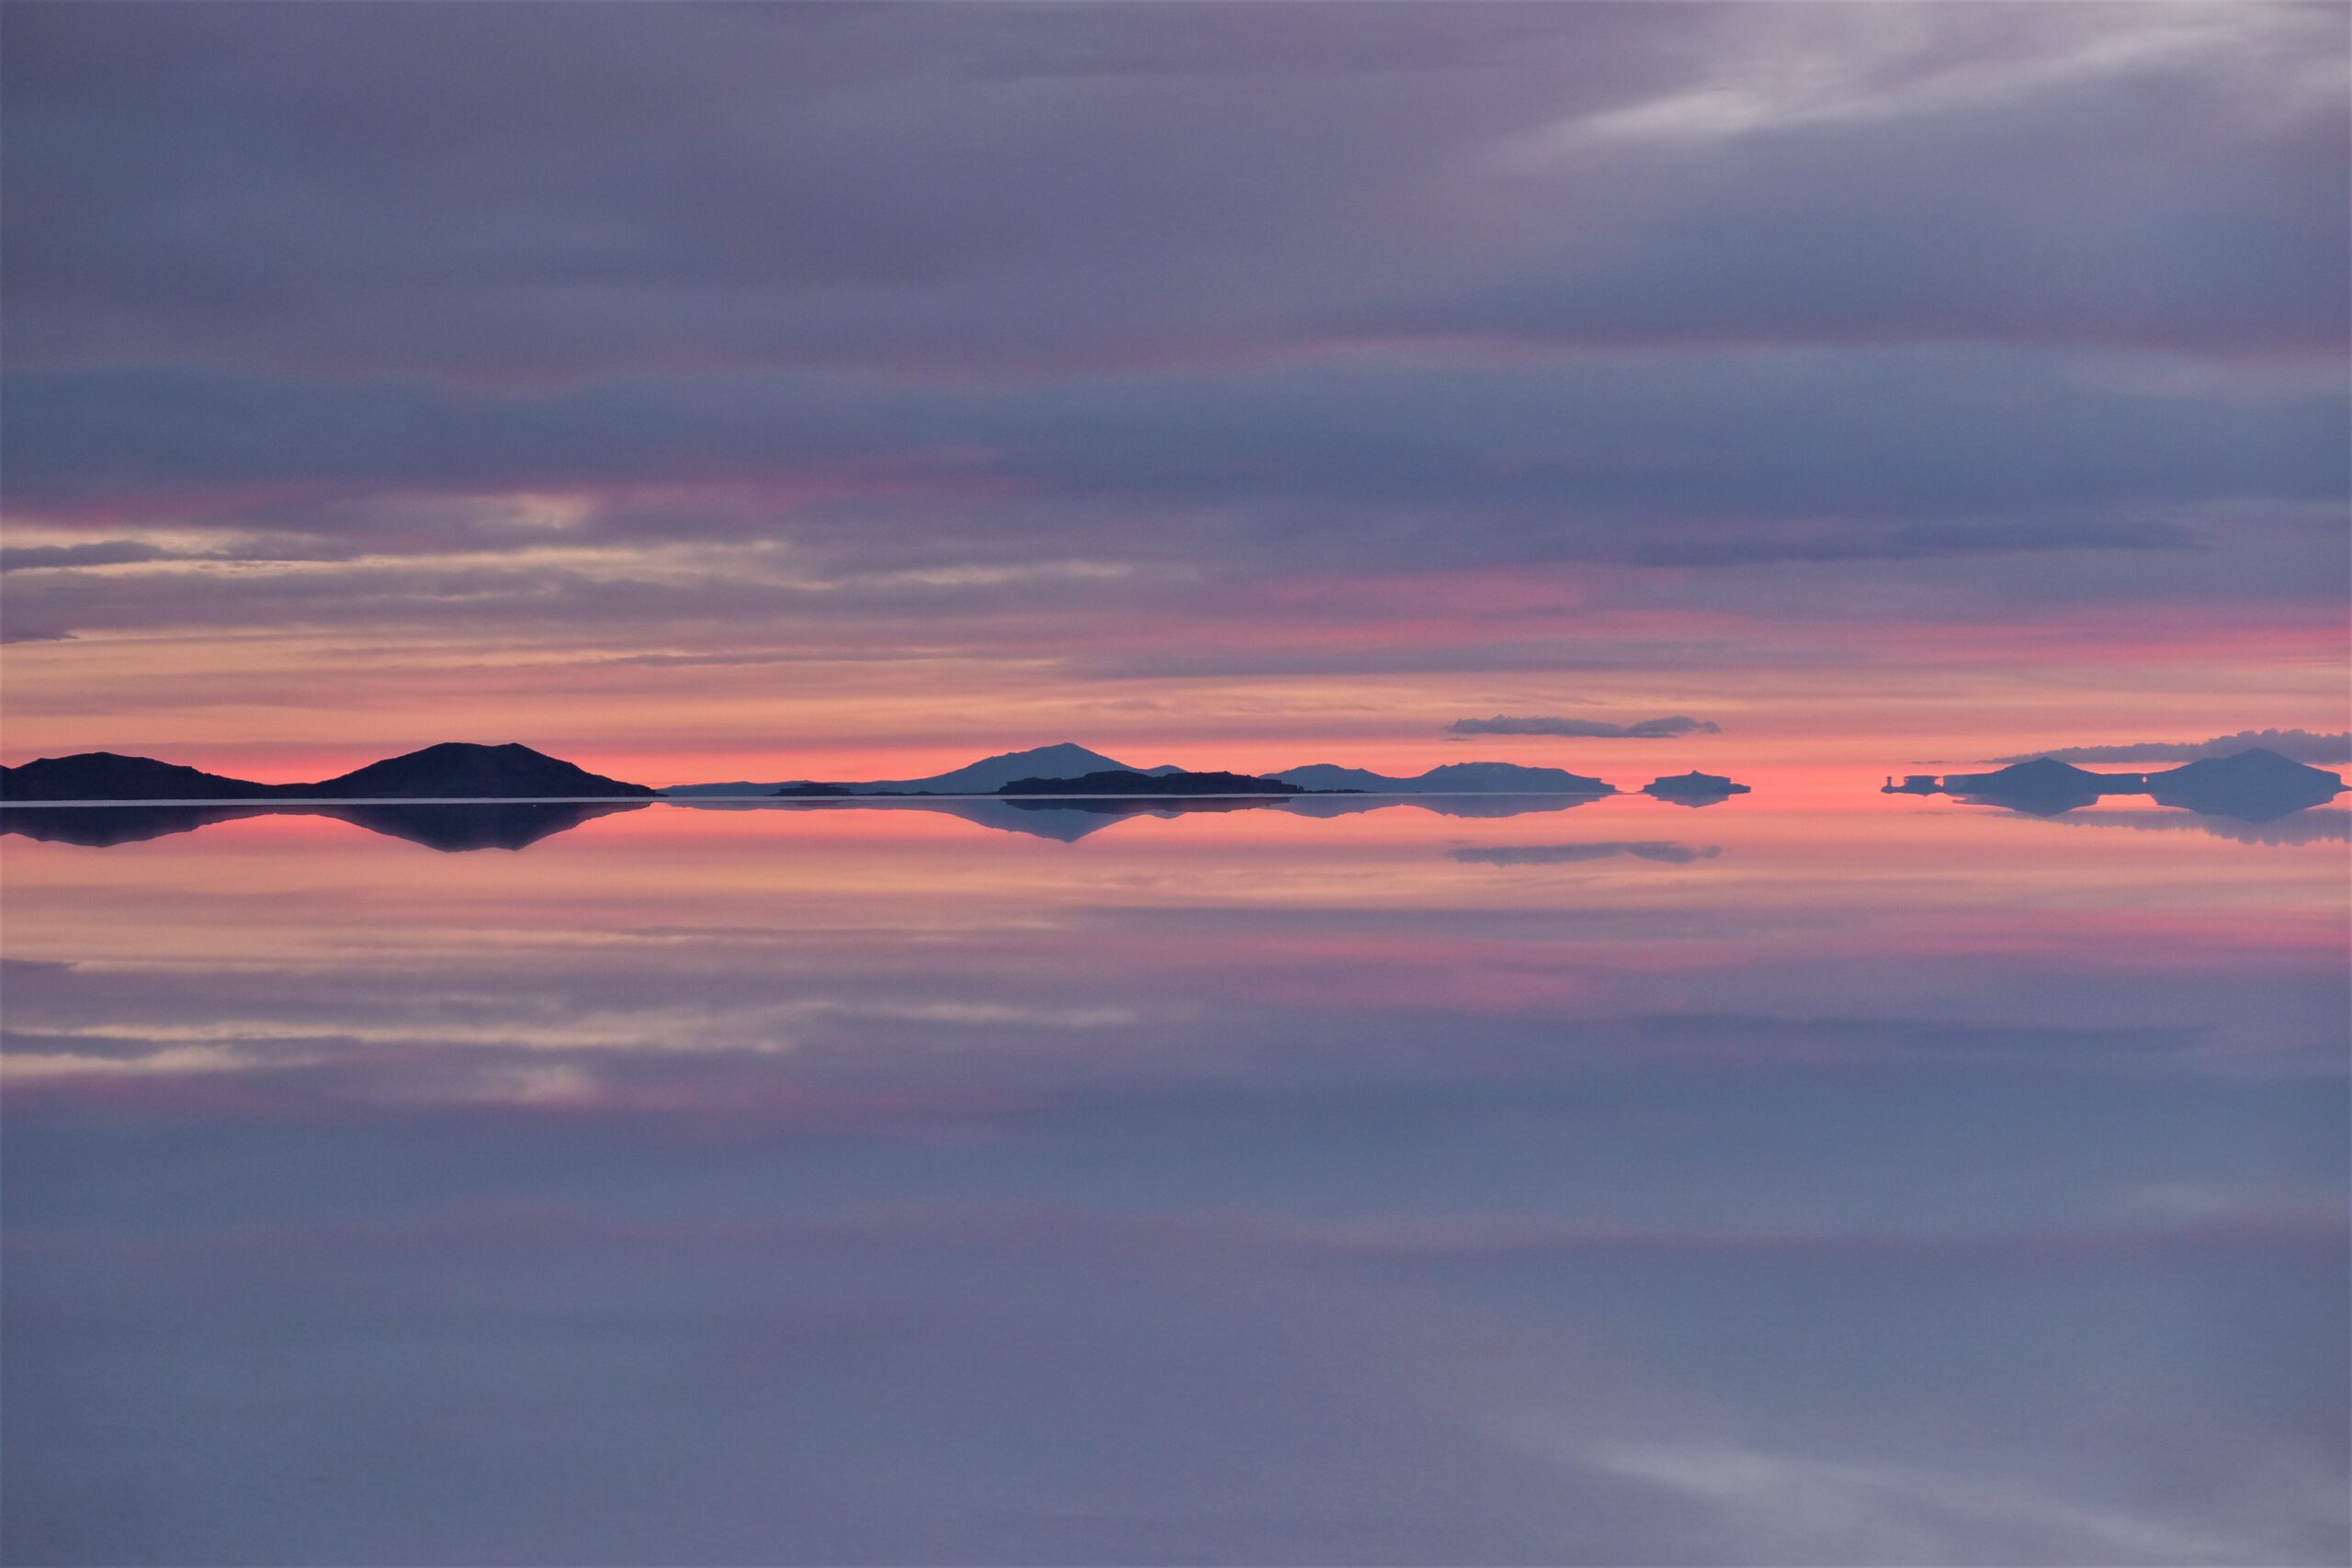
[1993,728,2352,764]
[1,4,2344,765]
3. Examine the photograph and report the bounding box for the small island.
[1642,771,1752,804]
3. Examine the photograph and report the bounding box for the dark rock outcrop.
[1642,771,1751,804]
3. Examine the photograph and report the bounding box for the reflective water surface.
[4,795,2345,1564]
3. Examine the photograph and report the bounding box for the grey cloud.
[1,0,2344,658]
[0,5,1636,382]
[1990,728,2352,764]
[7,351,2336,563]
[1449,715,1720,739]
[1345,80,2346,362]
[0,540,167,572]
[4,5,2340,384]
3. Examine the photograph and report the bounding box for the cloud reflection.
[2,795,2342,1563]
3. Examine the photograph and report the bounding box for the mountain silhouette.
[0,800,647,851]
[0,752,269,801]
[2143,748,2347,822]
[1271,761,1614,795]
[997,769,1305,796]
[1,742,652,802]
[1938,757,2120,816]
[673,745,1622,798]
[301,742,653,798]
[1642,771,1752,805]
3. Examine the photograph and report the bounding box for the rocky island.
[1884,748,2346,821]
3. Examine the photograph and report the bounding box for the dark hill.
[2145,748,2346,822]
[1944,758,2115,792]
[0,751,270,801]
[997,769,1304,796]
[1939,757,2116,816]
[3,742,653,802]
[301,743,653,798]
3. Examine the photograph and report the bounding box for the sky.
[3,2,2346,786]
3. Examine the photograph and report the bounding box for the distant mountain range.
[1,742,655,802]
[16,740,2340,846]
[4,739,1668,809]
[669,744,1625,798]
[669,743,1182,798]
[1885,748,2347,821]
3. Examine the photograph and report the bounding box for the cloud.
[0,3,2345,734]
[1990,728,2351,764]
[1448,715,1720,739]
[1499,5,2339,154]
[1581,1439,2258,1565]
[0,540,168,572]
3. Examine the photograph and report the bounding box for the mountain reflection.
[4,798,2344,1565]
[14,790,2350,854]
[676,792,1611,842]
[1,800,649,852]
[2031,806,2352,846]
